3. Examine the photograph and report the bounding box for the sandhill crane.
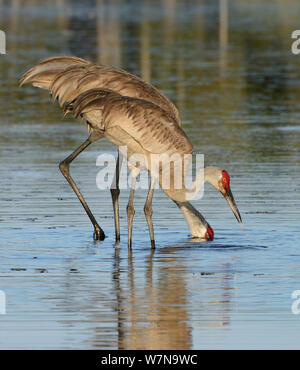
[67,88,241,248]
[20,56,241,248]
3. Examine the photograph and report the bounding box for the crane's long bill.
[224,187,242,223]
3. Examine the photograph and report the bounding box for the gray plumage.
[20,56,225,247]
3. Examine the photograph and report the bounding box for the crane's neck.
[204,165,220,187]
[160,165,219,202]
[173,200,209,238]
[161,166,220,238]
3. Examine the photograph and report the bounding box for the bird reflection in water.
[112,244,233,350]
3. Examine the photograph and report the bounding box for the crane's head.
[205,166,242,224]
[205,225,214,241]
[174,200,215,241]
[219,169,242,223]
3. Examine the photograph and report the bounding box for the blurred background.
[0,0,299,350]
[1,0,300,162]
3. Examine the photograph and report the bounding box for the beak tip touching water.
[236,209,243,224]
[233,208,243,224]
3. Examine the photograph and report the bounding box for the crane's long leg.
[144,176,156,249]
[59,129,105,240]
[127,175,137,250]
[110,152,123,244]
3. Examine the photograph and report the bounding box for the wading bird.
[20,56,241,248]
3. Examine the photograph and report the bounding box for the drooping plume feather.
[19,56,90,89]
[19,56,181,124]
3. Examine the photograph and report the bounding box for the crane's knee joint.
[59,160,69,176]
[144,205,153,217]
[127,204,135,218]
[110,187,120,199]
[89,129,104,143]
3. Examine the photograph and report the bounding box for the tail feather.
[62,102,73,117]
[19,56,90,88]
[76,67,113,91]
[71,88,118,118]
[57,75,82,106]
[51,65,113,107]
[50,65,93,105]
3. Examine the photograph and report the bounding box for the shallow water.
[0,0,300,349]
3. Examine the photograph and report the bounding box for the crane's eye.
[221,170,230,190]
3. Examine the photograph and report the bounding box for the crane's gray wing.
[70,89,191,155]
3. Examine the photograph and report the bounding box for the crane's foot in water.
[93,227,105,241]
[113,237,120,247]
